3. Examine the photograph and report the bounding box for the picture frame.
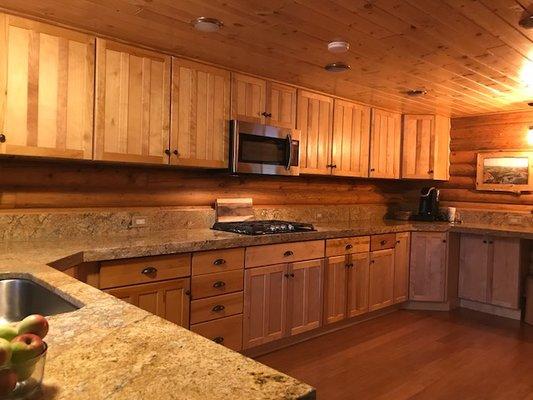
[476,151,533,193]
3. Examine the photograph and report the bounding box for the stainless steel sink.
[0,279,79,322]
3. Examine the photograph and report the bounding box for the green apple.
[17,315,49,339]
[0,338,12,367]
[0,369,17,396]
[12,360,36,382]
[10,334,45,364]
[0,324,18,341]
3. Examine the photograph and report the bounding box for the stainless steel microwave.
[230,120,300,176]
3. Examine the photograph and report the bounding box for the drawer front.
[191,314,243,351]
[245,240,324,268]
[100,254,191,289]
[191,270,244,299]
[192,248,245,276]
[191,292,243,324]
[326,236,370,257]
[371,234,397,251]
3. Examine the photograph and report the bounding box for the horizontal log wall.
[440,110,533,212]
[0,158,418,209]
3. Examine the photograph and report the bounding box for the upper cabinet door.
[369,109,401,179]
[297,90,333,175]
[402,115,435,180]
[0,15,94,159]
[433,115,451,181]
[171,58,230,169]
[331,99,371,177]
[94,39,170,164]
[266,82,297,129]
[231,73,266,124]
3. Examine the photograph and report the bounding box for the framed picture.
[476,151,533,193]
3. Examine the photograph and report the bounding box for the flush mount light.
[325,62,351,72]
[519,14,533,28]
[405,89,428,97]
[528,126,533,145]
[192,17,223,33]
[327,40,350,54]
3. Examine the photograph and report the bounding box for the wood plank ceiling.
[2,0,533,117]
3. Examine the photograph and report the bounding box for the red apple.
[17,315,49,339]
[10,334,45,364]
[0,369,17,396]
[0,338,12,366]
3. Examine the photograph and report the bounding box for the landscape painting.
[476,152,533,192]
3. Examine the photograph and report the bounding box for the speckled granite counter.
[1,219,531,400]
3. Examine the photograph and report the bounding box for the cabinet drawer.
[191,270,244,299]
[192,248,244,276]
[326,236,370,257]
[191,292,243,324]
[191,314,243,351]
[245,240,324,268]
[100,254,191,289]
[371,234,396,251]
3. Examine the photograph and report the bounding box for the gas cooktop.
[212,220,316,236]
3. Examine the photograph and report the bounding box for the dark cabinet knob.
[370,260,375,264]
[0,134,5,143]
[290,273,295,277]
[442,239,447,243]
[428,169,434,174]
[213,281,226,289]
[345,244,353,250]
[284,273,290,278]
[213,336,224,344]
[483,240,487,244]
[261,111,272,117]
[173,149,179,156]
[212,305,225,312]
[370,168,375,172]
[141,267,157,276]
[489,241,493,244]
[185,290,191,296]
[345,263,353,268]
[283,250,294,257]
[213,258,226,266]
[164,149,171,155]
[380,240,386,245]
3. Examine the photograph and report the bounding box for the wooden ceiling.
[2,0,533,117]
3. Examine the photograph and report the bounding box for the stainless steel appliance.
[212,220,315,235]
[412,187,441,221]
[230,120,300,176]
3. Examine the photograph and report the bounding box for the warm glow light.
[528,126,533,145]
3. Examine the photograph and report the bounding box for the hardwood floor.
[256,309,533,400]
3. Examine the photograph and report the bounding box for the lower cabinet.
[190,314,243,351]
[393,232,410,303]
[105,278,190,328]
[242,259,324,349]
[368,249,395,311]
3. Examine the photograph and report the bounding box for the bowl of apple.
[0,315,49,399]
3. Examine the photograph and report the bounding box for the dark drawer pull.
[141,267,157,276]
[213,258,226,266]
[283,250,294,257]
[380,240,387,245]
[213,281,226,289]
[345,263,353,268]
[212,304,225,312]
[0,134,5,143]
[213,336,224,344]
[345,244,353,250]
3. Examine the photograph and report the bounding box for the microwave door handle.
[285,133,292,170]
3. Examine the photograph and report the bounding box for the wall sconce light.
[528,126,533,145]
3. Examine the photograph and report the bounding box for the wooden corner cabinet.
[171,58,230,168]
[0,14,94,159]
[94,38,171,164]
[369,109,402,179]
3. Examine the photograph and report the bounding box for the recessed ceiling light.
[192,17,223,33]
[325,62,351,72]
[327,40,350,54]
[405,89,428,97]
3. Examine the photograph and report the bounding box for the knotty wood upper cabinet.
[94,39,170,164]
[171,58,230,168]
[331,99,371,177]
[0,14,94,159]
[105,278,190,328]
[297,90,334,175]
[402,115,450,180]
[369,109,401,179]
[368,249,395,311]
[231,73,266,124]
[409,232,448,302]
[266,82,297,129]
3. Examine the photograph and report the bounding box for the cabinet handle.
[345,263,353,268]
[0,134,5,143]
[326,164,337,168]
[380,240,386,245]
[489,241,493,244]
[173,149,179,156]
[283,250,294,257]
[442,239,447,243]
[483,240,487,244]
[396,240,400,244]
[345,244,353,250]
[212,304,225,312]
[141,267,158,276]
[261,111,272,117]
[370,168,375,172]
[290,273,295,277]
[213,281,226,289]
[428,169,434,174]
[284,273,290,278]
[213,258,226,266]
[213,336,224,344]
[164,149,171,155]
[185,290,191,296]
[370,260,375,264]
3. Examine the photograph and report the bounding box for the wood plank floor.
[256,309,533,400]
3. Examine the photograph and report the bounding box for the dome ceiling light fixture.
[325,62,351,72]
[192,17,223,33]
[327,40,350,54]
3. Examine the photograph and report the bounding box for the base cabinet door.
[105,278,190,328]
[243,264,288,349]
[324,256,348,324]
[393,232,410,303]
[409,232,448,302]
[491,237,521,309]
[369,249,395,311]
[458,234,489,303]
[288,259,323,336]
[346,253,370,317]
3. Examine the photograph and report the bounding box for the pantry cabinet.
[94,39,171,164]
[402,115,450,180]
[368,249,395,311]
[331,99,371,177]
[0,14,94,159]
[171,58,230,168]
[369,109,402,179]
[297,90,334,175]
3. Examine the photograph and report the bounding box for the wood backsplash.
[0,158,416,209]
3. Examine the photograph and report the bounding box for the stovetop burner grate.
[212,220,316,235]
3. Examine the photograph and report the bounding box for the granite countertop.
[1,219,531,400]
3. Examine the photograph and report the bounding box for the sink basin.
[0,279,79,323]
